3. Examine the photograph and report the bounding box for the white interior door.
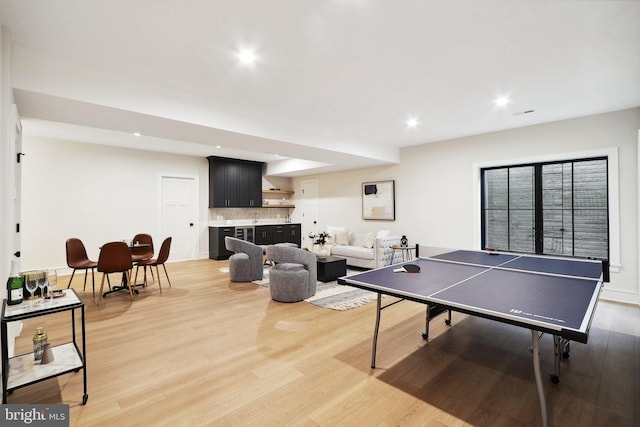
[7,106,23,355]
[161,176,197,261]
[12,107,22,266]
[300,180,319,249]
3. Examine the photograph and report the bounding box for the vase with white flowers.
[308,231,331,255]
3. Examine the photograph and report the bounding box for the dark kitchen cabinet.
[283,223,301,246]
[271,225,286,244]
[208,156,263,208]
[254,225,273,245]
[209,226,235,260]
[239,163,263,208]
[254,224,301,247]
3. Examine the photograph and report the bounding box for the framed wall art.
[362,180,395,220]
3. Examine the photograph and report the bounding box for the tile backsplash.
[209,207,292,223]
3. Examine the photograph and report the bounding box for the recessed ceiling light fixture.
[494,95,510,108]
[133,132,141,136]
[237,49,257,66]
[406,118,419,128]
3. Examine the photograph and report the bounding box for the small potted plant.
[308,231,331,255]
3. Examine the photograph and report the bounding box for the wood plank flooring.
[6,259,639,426]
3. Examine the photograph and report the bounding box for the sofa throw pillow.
[350,232,366,247]
[327,226,348,245]
[363,231,376,248]
[335,230,350,245]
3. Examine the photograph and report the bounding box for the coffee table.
[316,256,347,282]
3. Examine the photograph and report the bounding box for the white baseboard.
[600,288,639,306]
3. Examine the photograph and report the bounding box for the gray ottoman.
[229,253,252,282]
[269,262,311,302]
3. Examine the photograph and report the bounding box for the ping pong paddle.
[403,264,420,273]
[393,264,420,273]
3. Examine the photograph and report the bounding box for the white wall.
[292,108,640,305]
[19,138,297,273]
[17,108,640,304]
[20,137,209,272]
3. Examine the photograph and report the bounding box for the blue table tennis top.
[339,249,603,342]
[432,250,603,279]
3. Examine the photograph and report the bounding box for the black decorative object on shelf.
[401,235,408,247]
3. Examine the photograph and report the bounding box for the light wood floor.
[7,259,639,426]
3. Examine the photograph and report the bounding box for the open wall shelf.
[262,190,295,208]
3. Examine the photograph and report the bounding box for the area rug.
[304,278,379,311]
[219,267,379,311]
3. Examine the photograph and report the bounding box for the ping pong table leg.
[531,330,549,427]
[371,293,382,368]
[551,335,571,384]
[423,305,432,340]
[422,306,452,340]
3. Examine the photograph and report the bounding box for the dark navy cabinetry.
[209,223,301,260]
[208,156,263,208]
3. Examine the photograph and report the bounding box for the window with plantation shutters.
[481,157,609,260]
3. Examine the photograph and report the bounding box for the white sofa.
[325,229,401,269]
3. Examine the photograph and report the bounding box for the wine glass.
[47,269,57,302]
[36,271,47,304]
[25,272,38,307]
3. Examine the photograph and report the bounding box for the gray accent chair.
[265,245,317,302]
[224,237,264,282]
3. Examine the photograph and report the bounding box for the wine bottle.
[7,260,24,305]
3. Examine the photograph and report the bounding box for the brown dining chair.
[131,233,154,262]
[65,238,98,297]
[131,233,154,282]
[134,237,172,292]
[97,241,134,304]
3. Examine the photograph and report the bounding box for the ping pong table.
[338,247,606,427]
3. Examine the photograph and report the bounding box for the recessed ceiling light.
[215,145,221,149]
[237,49,257,66]
[494,95,510,107]
[406,118,419,128]
[133,132,141,136]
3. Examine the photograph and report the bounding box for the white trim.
[472,148,621,272]
[601,287,640,306]
[637,130,640,305]
[300,179,319,249]
[158,173,200,260]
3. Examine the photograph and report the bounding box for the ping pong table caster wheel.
[445,319,451,326]
[550,374,560,384]
[82,394,89,405]
[421,333,429,340]
[562,351,570,359]
[134,289,139,294]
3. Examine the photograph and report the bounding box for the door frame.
[158,173,199,261]
[300,179,319,249]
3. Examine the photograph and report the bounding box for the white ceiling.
[2,0,639,176]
